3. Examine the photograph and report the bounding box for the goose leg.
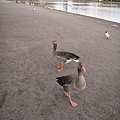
[64,91,69,97]
[57,65,63,69]
[68,94,78,107]
[57,64,64,72]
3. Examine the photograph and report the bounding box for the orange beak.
[50,41,54,45]
[81,67,86,72]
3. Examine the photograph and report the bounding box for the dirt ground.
[0,0,120,120]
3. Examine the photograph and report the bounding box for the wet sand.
[0,0,120,120]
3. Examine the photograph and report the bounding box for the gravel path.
[0,1,120,120]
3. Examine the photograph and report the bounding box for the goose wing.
[56,75,74,86]
[56,75,75,92]
[56,51,80,61]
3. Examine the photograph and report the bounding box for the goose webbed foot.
[57,64,63,72]
[57,68,63,72]
[68,94,78,107]
[57,65,63,69]
[70,101,78,107]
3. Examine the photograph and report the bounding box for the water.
[43,1,120,23]
[45,1,120,23]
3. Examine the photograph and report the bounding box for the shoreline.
[11,0,120,24]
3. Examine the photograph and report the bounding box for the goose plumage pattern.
[50,41,80,72]
[56,63,86,107]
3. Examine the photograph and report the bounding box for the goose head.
[50,40,56,45]
[50,40,57,51]
[78,63,86,75]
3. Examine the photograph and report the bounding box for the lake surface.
[43,1,120,23]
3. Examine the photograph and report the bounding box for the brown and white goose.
[56,63,86,107]
[50,41,80,72]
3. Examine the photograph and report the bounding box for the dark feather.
[56,75,74,86]
[56,51,79,60]
[65,52,80,60]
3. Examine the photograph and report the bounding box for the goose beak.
[50,41,54,45]
[81,67,86,72]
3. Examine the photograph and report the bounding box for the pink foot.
[70,101,78,107]
[57,69,62,72]
[57,68,63,72]
[57,65,62,69]
[64,91,69,97]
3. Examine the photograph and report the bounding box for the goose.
[56,63,86,107]
[105,31,111,39]
[50,41,80,72]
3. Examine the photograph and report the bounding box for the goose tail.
[73,55,80,62]
[56,77,63,86]
[73,59,79,62]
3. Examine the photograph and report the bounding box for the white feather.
[105,31,111,39]
[33,8,36,11]
[73,59,79,62]
[65,59,73,64]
